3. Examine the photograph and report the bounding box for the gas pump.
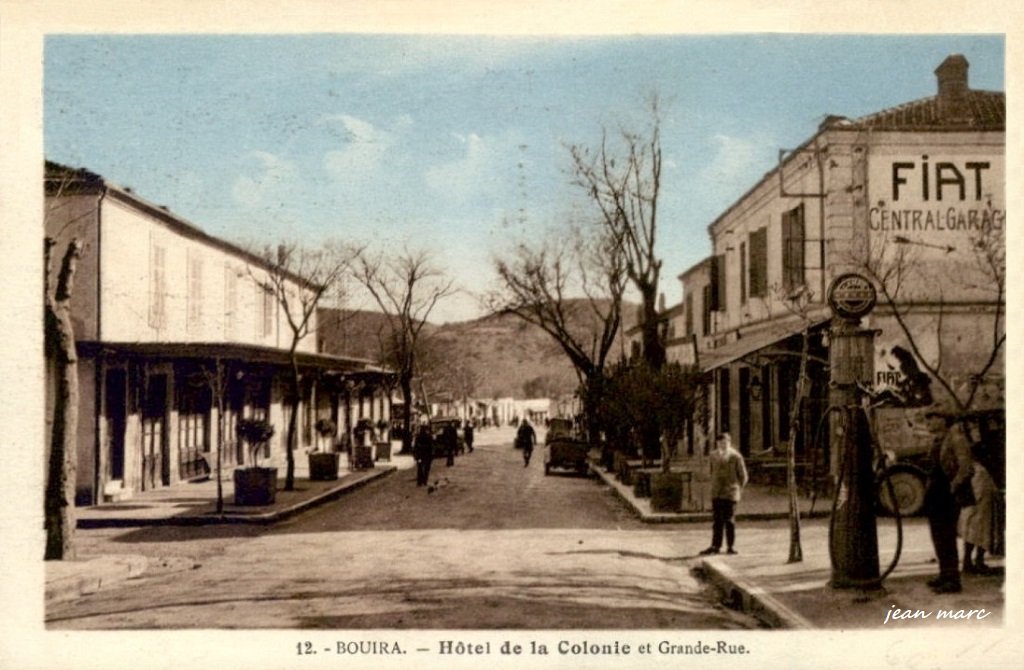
[826,274,883,589]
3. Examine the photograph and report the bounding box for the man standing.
[700,433,748,555]
[516,418,536,467]
[463,420,475,454]
[924,412,974,594]
[442,422,458,467]
[413,422,435,487]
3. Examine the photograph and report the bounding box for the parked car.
[543,418,589,476]
[429,417,465,458]
[875,408,1005,517]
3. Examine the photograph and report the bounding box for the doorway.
[142,374,169,490]
[104,369,127,481]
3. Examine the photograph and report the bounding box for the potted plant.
[351,418,375,469]
[374,419,391,462]
[234,418,277,505]
[308,418,340,480]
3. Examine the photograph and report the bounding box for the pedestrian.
[516,418,536,467]
[442,422,458,467]
[413,422,435,487]
[463,420,475,454]
[923,412,974,594]
[700,433,748,556]
[959,448,996,575]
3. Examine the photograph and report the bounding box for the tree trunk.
[45,238,82,561]
[400,376,413,454]
[786,330,811,563]
[284,353,300,491]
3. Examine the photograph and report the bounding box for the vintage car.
[429,417,466,458]
[875,408,1005,517]
[543,418,590,476]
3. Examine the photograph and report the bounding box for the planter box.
[308,452,340,481]
[353,445,374,470]
[650,471,684,513]
[375,441,392,463]
[633,470,653,498]
[233,467,278,506]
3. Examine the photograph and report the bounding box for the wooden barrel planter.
[633,470,653,498]
[308,452,340,481]
[234,467,278,506]
[650,471,684,513]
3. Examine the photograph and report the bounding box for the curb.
[590,463,830,524]
[77,466,396,528]
[697,558,816,630]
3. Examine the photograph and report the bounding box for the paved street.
[47,426,761,629]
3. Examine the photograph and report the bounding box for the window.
[224,263,238,339]
[684,293,694,336]
[148,240,166,329]
[740,241,747,305]
[709,254,726,311]
[782,203,806,292]
[748,227,768,298]
[256,283,275,338]
[187,251,203,332]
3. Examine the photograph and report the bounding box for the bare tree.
[568,95,666,370]
[490,223,626,445]
[44,236,82,560]
[355,247,456,453]
[256,241,360,490]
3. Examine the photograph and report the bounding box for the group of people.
[412,419,476,487]
[696,416,999,596]
[923,411,999,594]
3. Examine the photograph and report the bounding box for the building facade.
[45,162,392,505]
[672,55,1004,472]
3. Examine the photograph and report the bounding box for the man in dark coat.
[924,412,974,594]
[463,421,475,453]
[441,422,458,467]
[516,419,536,467]
[413,423,435,487]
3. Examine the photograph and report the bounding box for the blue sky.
[44,34,1004,323]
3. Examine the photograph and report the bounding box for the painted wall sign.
[868,153,1005,235]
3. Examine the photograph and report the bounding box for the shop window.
[782,204,806,292]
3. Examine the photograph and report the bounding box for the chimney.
[935,54,969,120]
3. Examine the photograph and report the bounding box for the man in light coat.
[700,433,749,555]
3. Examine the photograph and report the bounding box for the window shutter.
[708,255,720,311]
[782,204,805,291]
[740,241,747,304]
[749,227,767,297]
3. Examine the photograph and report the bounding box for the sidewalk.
[592,460,1006,629]
[48,448,416,603]
[77,448,415,528]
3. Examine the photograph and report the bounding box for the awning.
[77,340,388,375]
[699,312,830,373]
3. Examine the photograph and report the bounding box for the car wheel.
[878,470,926,516]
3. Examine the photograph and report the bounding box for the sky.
[44,34,1004,323]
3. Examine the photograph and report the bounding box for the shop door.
[142,374,169,490]
[105,369,127,481]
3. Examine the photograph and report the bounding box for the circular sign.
[827,273,877,319]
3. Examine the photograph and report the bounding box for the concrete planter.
[233,467,277,506]
[651,471,684,513]
[633,470,653,498]
[308,452,340,481]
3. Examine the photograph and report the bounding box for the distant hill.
[317,300,635,399]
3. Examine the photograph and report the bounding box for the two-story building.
[44,161,393,505]
[673,55,1004,472]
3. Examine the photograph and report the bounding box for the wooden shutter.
[749,227,767,297]
[782,204,805,291]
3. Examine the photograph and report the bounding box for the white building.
[45,162,392,504]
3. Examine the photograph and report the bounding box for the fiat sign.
[828,273,877,319]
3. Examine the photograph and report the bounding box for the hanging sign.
[828,273,877,319]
